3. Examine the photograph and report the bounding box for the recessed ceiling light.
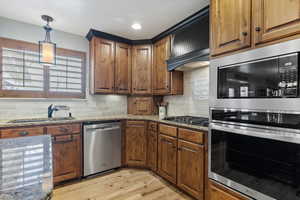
[131,23,142,30]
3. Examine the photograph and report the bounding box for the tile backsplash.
[164,66,209,117]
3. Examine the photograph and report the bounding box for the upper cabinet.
[210,0,251,56]
[89,35,183,96]
[90,37,115,93]
[115,42,131,94]
[153,37,184,95]
[253,0,300,45]
[211,0,300,57]
[90,38,131,94]
[132,45,152,95]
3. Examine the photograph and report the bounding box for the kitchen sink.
[8,117,75,123]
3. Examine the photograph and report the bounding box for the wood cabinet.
[90,38,131,94]
[210,0,251,56]
[46,123,82,185]
[115,42,131,94]
[253,0,300,45]
[127,96,162,115]
[158,134,177,184]
[177,140,204,200]
[209,180,249,200]
[153,37,183,95]
[0,126,44,138]
[132,45,152,95]
[147,122,158,171]
[211,0,300,57]
[52,134,81,185]
[125,121,147,167]
[90,37,115,93]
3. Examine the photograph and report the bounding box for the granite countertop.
[0,115,208,132]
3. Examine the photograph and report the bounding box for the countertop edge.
[0,115,208,132]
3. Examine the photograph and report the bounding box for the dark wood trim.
[151,6,209,43]
[86,29,132,44]
[131,39,152,45]
[85,6,210,45]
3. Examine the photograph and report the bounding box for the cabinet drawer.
[159,124,177,137]
[1,127,44,139]
[46,123,81,136]
[126,120,146,127]
[148,122,158,132]
[178,128,204,144]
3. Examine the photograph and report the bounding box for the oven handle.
[210,123,300,144]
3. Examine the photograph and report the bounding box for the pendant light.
[39,15,56,65]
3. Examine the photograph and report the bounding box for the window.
[0,37,86,98]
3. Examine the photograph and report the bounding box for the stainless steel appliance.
[164,116,209,127]
[83,121,121,176]
[218,53,298,98]
[210,38,300,112]
[209,108,300,200]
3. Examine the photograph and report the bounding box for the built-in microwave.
[218,53,299,98]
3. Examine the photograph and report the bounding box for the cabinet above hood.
[167,8,209,71]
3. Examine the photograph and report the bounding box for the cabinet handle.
[53,135,74,143]
[59,127,68,133]
[242,32,248,36]
[255,27,261,32]
[178,147,182,151]
[19,131,29,136]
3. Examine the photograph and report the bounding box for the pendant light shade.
[39,15,56,65]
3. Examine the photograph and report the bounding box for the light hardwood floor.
[53,169,193,200]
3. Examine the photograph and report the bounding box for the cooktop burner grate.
[164,116,209,127]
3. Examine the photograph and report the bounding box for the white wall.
[0,17,127,120]
[164,66,209,117]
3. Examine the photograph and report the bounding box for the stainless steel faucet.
[48,104,70,118]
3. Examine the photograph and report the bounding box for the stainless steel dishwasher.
[83,121,121,176]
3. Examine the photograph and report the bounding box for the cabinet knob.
[178,147,182,151]
[255,27,261,32]
[242,32,248,36]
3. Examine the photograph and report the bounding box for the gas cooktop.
[164,116,209,127]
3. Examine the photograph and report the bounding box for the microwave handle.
[210,123,300,144]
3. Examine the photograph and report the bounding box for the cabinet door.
[153,37,171,95]
[147,130,158,171]
[92,38,115,93]
[125,121,147,166]
[52,134,81,184]
[211,0,251,56]
[115,42,131,94]
[132,45,152,95]
[253,0,300,45]
[158,134,177,184]
[177,140,204,200]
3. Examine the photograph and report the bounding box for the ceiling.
[0,0,209,40]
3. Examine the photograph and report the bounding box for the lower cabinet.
[46,123,82,185]
[125,120,147,167]
[158,134,177,184]
[177,140,204,200]
[147,128,158,171]
[52,134,82,184]
[209,180,249,200]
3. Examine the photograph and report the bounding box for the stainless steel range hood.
[167,8,209,71]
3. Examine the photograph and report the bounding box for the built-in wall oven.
[209,109,300,200]
[209,39,300,199]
